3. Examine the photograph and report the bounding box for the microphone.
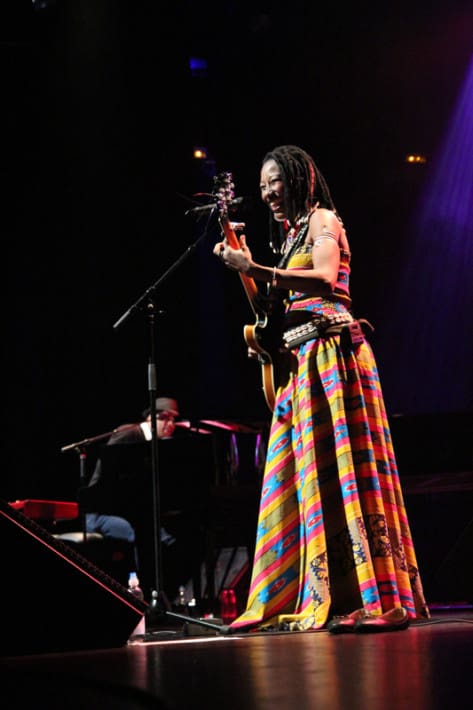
[185,196,245,216]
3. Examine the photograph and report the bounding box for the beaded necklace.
[278,216,309,269]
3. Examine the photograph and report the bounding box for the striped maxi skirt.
[230,334,430,631]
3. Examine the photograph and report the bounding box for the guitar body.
[243,323,278,413]
[241,293,289,412]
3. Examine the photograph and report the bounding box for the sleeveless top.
[282,223,352,320]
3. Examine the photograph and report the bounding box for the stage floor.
[2,609,473,709]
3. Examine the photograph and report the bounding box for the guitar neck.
[219,216,259,311]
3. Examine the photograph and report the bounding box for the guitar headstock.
[213,172,235,217]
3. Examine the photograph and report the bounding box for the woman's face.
[260,159,286,222]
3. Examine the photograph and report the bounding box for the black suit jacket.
[88,423,146,487]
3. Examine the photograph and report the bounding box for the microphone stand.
[113,215,233,638]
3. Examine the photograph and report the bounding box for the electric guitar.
[214,172,285,412]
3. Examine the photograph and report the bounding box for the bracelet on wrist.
[271,266,278,288]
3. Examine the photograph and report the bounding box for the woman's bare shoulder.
[308,208,342,241]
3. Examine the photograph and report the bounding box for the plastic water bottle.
[146,589,160,629]
[177,585,186,606]
[128,571,146,642]
[176,585,189,615]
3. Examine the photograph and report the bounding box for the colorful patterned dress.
[231,224,430,631]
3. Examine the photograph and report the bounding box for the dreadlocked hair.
[263,145,339,254]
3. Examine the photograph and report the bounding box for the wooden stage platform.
[1,609,473,709]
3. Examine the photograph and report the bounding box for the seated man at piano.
[83,397,181,595]
[81,395,214,607]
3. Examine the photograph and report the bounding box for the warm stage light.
[405,153,427,164]
[193,147,208,160]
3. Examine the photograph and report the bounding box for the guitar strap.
[250,222,309,340]
[265,222,309,301]
[276,222,309,270]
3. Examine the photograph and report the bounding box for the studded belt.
[282,312,358,350]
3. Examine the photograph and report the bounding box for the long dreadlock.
[262,145,339,254]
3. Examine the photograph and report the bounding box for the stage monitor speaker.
[0,498,147,657]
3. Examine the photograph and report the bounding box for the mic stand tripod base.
[180,616,228,638]
[143,589,182,639]
[142,590,231,640]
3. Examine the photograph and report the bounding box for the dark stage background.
[3,1,472,506]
